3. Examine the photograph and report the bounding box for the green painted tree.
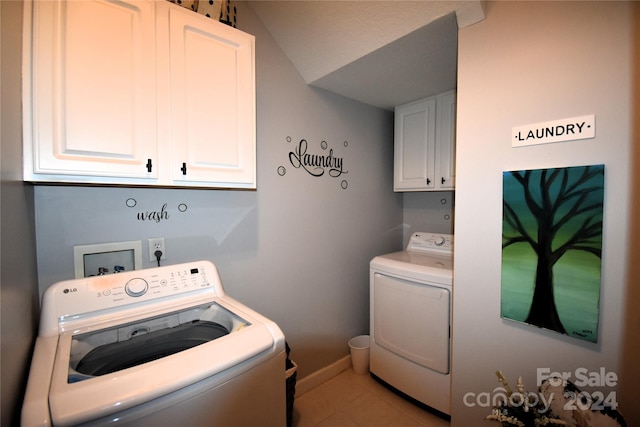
[503,166,604,334]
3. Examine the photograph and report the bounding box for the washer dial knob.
[434,236,446,246]
[125,278,148,297]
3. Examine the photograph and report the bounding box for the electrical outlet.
[148,238,166,262]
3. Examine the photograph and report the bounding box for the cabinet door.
[24,0,158,181]
[436,91,456,190]
[165,4,256,188]
[394,98,436,191]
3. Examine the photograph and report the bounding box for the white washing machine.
[370,232,453,416]
[22,260,286,426]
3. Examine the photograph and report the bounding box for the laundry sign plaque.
[512,115,595,147]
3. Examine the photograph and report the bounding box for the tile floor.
[291,368,451,427]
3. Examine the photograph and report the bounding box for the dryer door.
[373,273,450,374]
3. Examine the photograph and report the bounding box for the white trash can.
[348,335,370,374]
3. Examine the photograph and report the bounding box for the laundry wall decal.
[279,137,349,189]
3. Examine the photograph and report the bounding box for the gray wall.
[1,1,40,425]
[451,2,638,425]
[402,191,454,246]
[32,2,404,379]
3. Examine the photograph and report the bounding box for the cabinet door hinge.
[146,159,152,173]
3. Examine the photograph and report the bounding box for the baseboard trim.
[295,355,351,397]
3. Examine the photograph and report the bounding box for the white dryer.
[22,260,286,426]
[370,232,453,416]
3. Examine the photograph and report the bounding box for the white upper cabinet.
[23,0,158,181]
[394,96,437,191]
[23,0,256,189]
[161,3,255,187]
[435,91,456,190]
[393,90,456,192]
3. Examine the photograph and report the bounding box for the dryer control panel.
[406,232,453,255]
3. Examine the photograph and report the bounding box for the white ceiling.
[248,1,486,110]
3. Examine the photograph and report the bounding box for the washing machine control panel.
[50,262,220,320]
[406,232,453,254]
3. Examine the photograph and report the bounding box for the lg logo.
[63,288,78,294]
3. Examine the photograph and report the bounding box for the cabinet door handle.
[426,178,431,185]
[441,177,446,184]
[146,159,152,173]
[181,163,187,175]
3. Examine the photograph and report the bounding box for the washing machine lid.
[371,251,453,285]
[73,320,229,377]
[68,301,243,381]
[47,297,283,427]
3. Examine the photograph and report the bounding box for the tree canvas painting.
[501,165,604,343]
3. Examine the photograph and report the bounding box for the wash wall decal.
[279,137,349,189]
[126,198,188,223]
[501,164,604,343]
